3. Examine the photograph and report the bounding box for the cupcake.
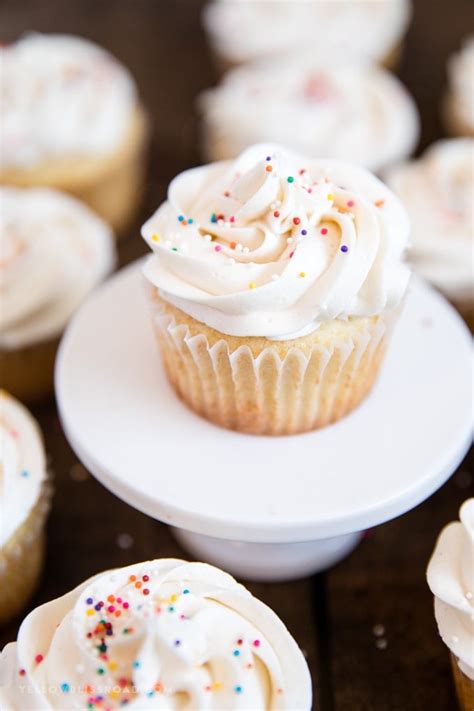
[444,37,474,138]
[0,559,312,709]
[427,500,474,711]
[142,144,410,435]
[0,391,51,626]
[0,33,149,234]
[202,0,411,71]
[0,186,116,402]
[199,51,419,173]
[385,139,474,327]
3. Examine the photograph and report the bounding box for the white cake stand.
[56,260,473,581]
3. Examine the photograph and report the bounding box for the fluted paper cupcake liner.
[0,477,52,626]
[451,653,474,711]
[148,290,397,436]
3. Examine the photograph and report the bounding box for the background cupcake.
[142,144,410,435]
[0,558,312,709]
[444,36,474,137]
[427,500,474,711]
[0,187,116,401]
[199,51,419,173]
[385,138,474,327]
[0,33,149,234]
[202,0,412,71]
[0,391,51,627]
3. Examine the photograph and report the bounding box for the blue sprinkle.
[341,245,349,253]
[210,213,217,223]
[61,683,70,693]
[133,660,141,669]
[20,470,29,478]
[301,229,307,236]
[233,649,240,657]
[86,597,93,605]
[178,215,184,222]
[235,685,243,694]
[183,589,190,595]
[188,218,193,224]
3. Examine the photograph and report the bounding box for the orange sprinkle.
[135,581,142,589]
[107,595,115,603]
[129,575,136,582]
[375,199,385,207]
[265,165,273,172]
[230,241,236,249]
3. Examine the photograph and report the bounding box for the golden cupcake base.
[0,106,149,236]
[149,290,395,436]
[451,653,474,711]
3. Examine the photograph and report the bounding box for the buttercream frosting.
[199,52,419,173]
[446,36,474,135]
[0,187,116,349]
[427,499,474,680]
[385,139,474,304]
[142,144,411,339]
[0,33,137,169]
[203,0,411,65]
[0,391,47,548]
[0,559,312,710]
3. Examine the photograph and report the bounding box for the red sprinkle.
[293,217,301,225]
[35,655,44,664]
[321,228,328,235]
[273,211,280,218]
[347,200,354,207]
[143,588,150,596]
[142,575,150,582]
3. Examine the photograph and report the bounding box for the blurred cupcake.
[199,52,419,173]
[385,139,474,327]
[0,187,116,401]
[0,391,51,626]
[203,0,411,71]
[427,500,474,711]
[0,33,149,234]
[142,144,410,435]
[0,558,312,709]
[444,37,474,137]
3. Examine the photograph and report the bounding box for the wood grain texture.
[0,2,472,709]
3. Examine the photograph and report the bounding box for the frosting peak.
[142,144,410,338]
[427,499,474,680]
[0,559,312,709]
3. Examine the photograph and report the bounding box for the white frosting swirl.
[0,33,137,169]
[142,144,410,339]
[385,139,474,304]
[203,0,411,65]
[0,187,116,349]
[427,499,474,680]
[0,559,312,710]
[0,391,47,547]
[199,52,419,173]
[447,36,474,135]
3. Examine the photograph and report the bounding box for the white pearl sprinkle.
[243,246,250,254]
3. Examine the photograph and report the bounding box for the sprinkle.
[253,640,261,647]
[375,199,385,207]
[289,251,295,259]
[287,176,294,183]
[129,575,136,582]
[301,229,307,236]
[293,217,301,225]
[214,245,222,252]
[224,191,230,197]
[35,655,44,665]
[178,215,184,222]
[19,669,26,676]
[327,194,334,201]
[265,165,273,173]
[61,683,70,693]
[86,609,95,617]
[188,219,193,225]
[235,686,243,694]
[230,216,235,223]
[135,582,142,589]
[143,575,149,582]
[299,272,306,278]
[237,638,243,645]
[107,595,115,603]
[171,247,178,252]
[341,245,349,253]
[133,660,141,669]
[97,668,105,676]
[248,282,256,289]
[233,649,240,656]
[230,241,236,249]
[246,663,253,670]
[171,595,178,602]
[320,228,328,235]
[210,213,217,223]
[168,606,175,613]
[86,597,93,605]
[143,588,150,596]
[174,640,181,647]
[151,234,161,243]
[20,470,29,478]
[123,602,130,609]
[242,246,250,254]
[273,210,280,218]
[347,200,354,207]
[266,156,271,161]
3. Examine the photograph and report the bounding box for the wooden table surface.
[1,2,473,709]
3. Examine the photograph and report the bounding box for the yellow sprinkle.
[213,682,222,691]
[170,594,178,602]
[109,690,120,700]
[327,194,334,201]
[86,609,95,617]
[248,282,256,289]
[151,234,161,243]
[299,272,306,278]
[108,661,118,671]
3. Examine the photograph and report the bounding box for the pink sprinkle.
[289,251,295,259]
[123,602,130,609]
[230,216,235,223]
[215,245,222,252]
[321,228,328,235]
[347,200,354,207]
[108,606,115,613]
[116,598,122,604]
[253,640,261,647]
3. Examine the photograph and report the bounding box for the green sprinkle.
[287,176,294,183]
